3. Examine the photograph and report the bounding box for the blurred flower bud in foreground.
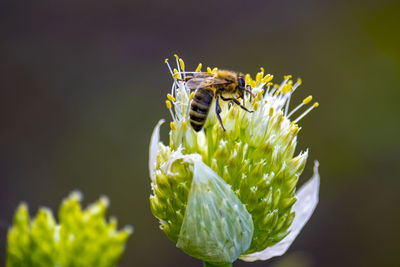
[6,191,133,267]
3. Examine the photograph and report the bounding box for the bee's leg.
[220,96,254,113]
[215,96,226,131]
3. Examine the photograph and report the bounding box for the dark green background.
[1,0,399,266]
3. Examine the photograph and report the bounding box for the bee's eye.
[238,77,245,88]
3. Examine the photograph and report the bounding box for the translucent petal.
[177,157,254,265]
[149,119,164,181]
[240,161,320,262]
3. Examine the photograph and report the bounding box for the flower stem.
[203,262,232,267]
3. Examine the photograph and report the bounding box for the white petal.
[240,161,320,262]
[148,119,165,181]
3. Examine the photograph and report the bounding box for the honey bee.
[184,70,254,132]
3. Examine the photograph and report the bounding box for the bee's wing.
[185,77,229,90]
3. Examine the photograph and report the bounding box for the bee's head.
[237,74,246,98]
[237,73,253,98]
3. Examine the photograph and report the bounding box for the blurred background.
[1,0,399,266]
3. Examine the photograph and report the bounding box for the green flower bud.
[149,56,320,264]
[6,191,133,267]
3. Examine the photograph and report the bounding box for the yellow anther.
[174,54,179,60]
[182,121,188,131]
[253,102,259,111]
[281,84,292,94]
[269,107,274,116]
[292,124,299,135]
[260,67,265,72]
[313,102,319,107]
[164,58,169,63]
[257,90,264,100]
[266,82,273,87]
[173,68,181,79]
[256,72,263,82]
[189,92,195,100]
[179,58,185,71]
[262,74,273,83]
[207,67,212,73]
[284,75,292,80]
[212,67,218,73]
[297,78,302,85]
[251,80,257,89]
[170,122,176,131]
[195,63,202,72]
[167,94,176,102]
[165,100,172,109]
[273,84,279,88]
[303,95,312,104]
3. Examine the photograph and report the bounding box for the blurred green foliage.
[6,192,132,267]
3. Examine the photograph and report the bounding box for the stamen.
[293,102,319,123]
[170,122,176,131]
[256,72,264,83]
[260,67,265,72]
[179,58,185,72]
[195,63,202,72]
[164,58,174,77]
[253,102,259,111]
[182,121,188,131]
[257,90,264,100]
[269,107,274,117]
[189,92,195,101]
[167,94,176,102]
[173,68,181,80]
[166,100,175,120]
[303,95,313,104]
[175,54,182,79]
[207,67,212,73]
[212,67,218,73]
[262,74,273,84]
[287,95,312,118]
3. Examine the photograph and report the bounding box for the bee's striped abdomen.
[189,87,214,132]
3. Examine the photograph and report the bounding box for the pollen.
[179,58,185,71]
[281,83,292,94]
[166,100,172,109]
[303,96,312,104]
[167,94,176,102]
[269,107,274,117]
[182,121,188,131]
[257,90,264,100]
[170,122,176,131]
[253,102,259,111]
[256,72,264,82]
[262,74,273,84]
[195,63,202,72]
